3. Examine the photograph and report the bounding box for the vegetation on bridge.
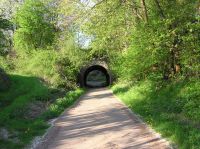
[0,0,199,148]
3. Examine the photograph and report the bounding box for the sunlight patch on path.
[36,88,172,149]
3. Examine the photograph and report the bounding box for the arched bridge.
[78,61,113,88]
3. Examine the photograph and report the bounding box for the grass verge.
[0,74,85,149]
[112,79,200,149]
[41,88,85,120]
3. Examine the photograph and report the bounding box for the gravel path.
[36,88,172,149]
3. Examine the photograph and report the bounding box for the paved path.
[36,88,171,149]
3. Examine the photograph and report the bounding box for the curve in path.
[36,88,172,149]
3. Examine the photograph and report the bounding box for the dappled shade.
[36,88,170,149]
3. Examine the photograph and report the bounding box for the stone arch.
[78,61,112,88]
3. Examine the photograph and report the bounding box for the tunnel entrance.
[84,65,110,88]
[77,61,112,88]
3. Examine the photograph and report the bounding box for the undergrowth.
[0,74,85,149]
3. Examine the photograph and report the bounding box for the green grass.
[112,79,200,149]
[41,88,85,120]
[0,74,49,109]
[0,74,85,149]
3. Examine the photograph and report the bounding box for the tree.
[14,0,57,51]
[67,0,199,80]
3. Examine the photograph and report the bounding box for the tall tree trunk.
[141,0,148,23]
[132,1,142,23]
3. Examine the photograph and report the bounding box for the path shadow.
[40,88,169,149]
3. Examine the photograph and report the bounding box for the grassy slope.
[112,79,200,149]
[0,74,85,149]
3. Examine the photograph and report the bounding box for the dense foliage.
[62,0,200,148]
[0,17,12,56]
[0,0,199,148]
[60,0,199,79]
[2,0,89,89]
[0,0,87,148]
[14,0,57,50]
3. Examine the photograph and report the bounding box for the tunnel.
[78,63,112,88]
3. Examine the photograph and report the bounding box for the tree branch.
[141,0,148,23]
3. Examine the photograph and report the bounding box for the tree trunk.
[141,0,148,23]
[131,1,142,22]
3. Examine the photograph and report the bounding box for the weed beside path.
[112,79,200,149]
[0,74,85,149]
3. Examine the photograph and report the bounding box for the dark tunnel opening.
[83,65,110,88]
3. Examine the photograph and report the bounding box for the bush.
[14,0,57,51]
